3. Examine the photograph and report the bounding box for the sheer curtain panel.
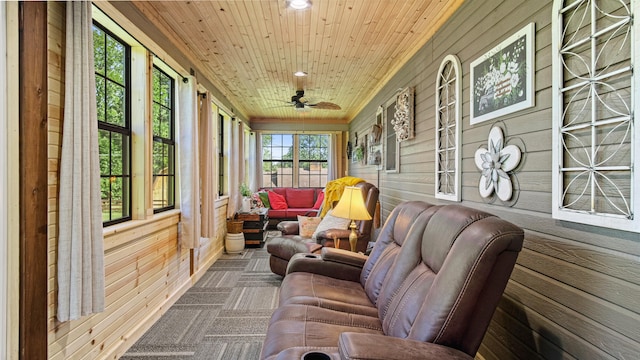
[178,75,201,248]
[199,93,215,238]
[57,1,105,322]
[248,132,257,192]
[327,133,339,181]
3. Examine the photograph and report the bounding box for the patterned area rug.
[121,246,282,360]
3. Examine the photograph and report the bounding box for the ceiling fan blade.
[308,101,341,110]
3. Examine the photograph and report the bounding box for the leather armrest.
[277,220,299,235]
[315,228,352,241]
[286,249,366,282]
[338,333,473,360]
[321,247,367,268]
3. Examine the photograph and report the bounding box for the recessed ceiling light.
[294,71,307,77]
[287,0,311,10]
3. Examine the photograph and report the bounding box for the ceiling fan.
[289,90,341,110]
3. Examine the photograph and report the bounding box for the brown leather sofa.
[260,201,524,360]
[266,181,379,276]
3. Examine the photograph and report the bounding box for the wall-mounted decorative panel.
[391,87,415,141]
[435,55,462,201]
[384,99,399,173]
[552,0,639,233]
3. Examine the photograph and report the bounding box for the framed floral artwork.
[470,23,535,125]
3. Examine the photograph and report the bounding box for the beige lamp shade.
[332,186,372,221]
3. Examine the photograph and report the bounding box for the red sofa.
[259,187,323,221]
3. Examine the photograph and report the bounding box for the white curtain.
[199,93,215,238]
[327,133,339,181]
[255,132,264,188]
[227,119,244,218]
[178,75,201,248]
[238,121,245,192]
[248,132,257,191]
[57,1,105,322]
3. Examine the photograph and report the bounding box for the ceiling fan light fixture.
[294,71,307,77]
[287,0,311,10]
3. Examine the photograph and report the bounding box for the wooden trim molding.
[19,2,48,359]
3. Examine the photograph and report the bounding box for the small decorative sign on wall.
[391,87,414,141]
[470,23,535,125]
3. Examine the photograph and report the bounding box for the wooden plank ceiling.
[130,0,464,123]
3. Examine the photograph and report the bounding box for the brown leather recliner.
[260,201,524,360]
[266,181,379,276]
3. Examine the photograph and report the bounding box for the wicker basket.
[226,220,244,234]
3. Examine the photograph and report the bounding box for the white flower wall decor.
[474,126,521,201]
[391,87,414,142]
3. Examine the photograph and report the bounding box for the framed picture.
[470,23,535,125]
[368,143,382,167]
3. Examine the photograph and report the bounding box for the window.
[94,23,131,225]
[151,66,175,212]
[435,55,462,201]
[298,134,328,187]
[552,0,639,232]
[262,134,293,187]
[262,134,329,188]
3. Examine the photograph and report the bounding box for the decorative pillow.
[251,192,264,208]
[258,191,270,208]
[297,215,322,237]
[267,191,288,210]
[312,210,351,239]
[313,191,325,209]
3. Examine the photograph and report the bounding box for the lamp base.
[348,220,358,252]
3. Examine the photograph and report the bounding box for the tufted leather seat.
[260,201,524,360]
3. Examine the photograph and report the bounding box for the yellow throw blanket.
[320,176,364,218]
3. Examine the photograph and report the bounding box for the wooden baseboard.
[193,246,223,284]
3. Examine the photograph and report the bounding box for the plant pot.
[227,220,244,234]
[225,232,245,254]
[242,197,252,213]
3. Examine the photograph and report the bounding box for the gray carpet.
[121,245,282,360]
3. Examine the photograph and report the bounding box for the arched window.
[552,0,639,231]
[435,55,462,201]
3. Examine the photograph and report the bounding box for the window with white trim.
[552,0,639,232]
[435,54,462,201]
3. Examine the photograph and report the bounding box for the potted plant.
[240,183,252,213]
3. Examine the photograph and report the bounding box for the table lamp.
[331,186,372,252]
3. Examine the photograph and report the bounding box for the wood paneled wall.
[348,0,640,358]
[46,3,228,358]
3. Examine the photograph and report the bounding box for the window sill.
[103,208,182,239]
